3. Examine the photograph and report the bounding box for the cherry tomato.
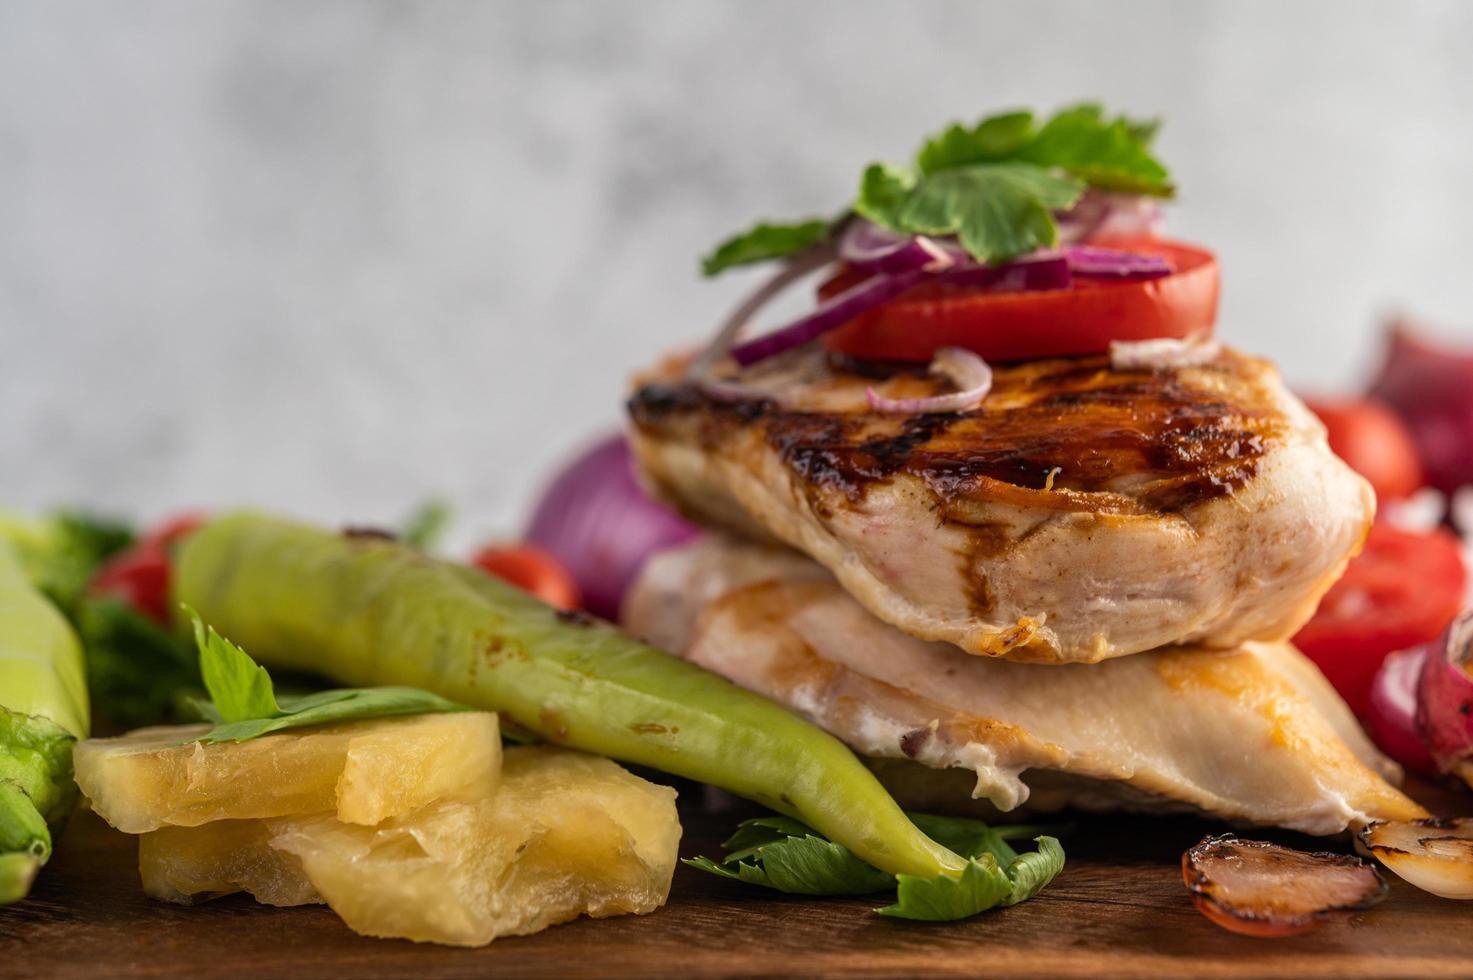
[88,511,207,625]
[89,546,172,624]
[822,238,1219,363]
[139,511,207,552]
[1302,397,1424,502]
[1294,524,1467,717]
[470,544,582,611]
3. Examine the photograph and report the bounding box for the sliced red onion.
[526,435,700,621]
[838,220,955,275]
[866,347,992,415]
[1065,245,1173,280]
[1415,611,1473,779]
[935,252,1072,292]
[729,268,928,367]
[685,242,837,380]
[1109,335,1221,371]
[1368,645,1438,776]
[692,375,781,406]
[1370,323,1473,496]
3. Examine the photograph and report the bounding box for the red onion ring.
[838,220,954,275]
[866,347,992,415]
[1064,245,1172,280]
[685,242,838,381]
[729,268,928,367]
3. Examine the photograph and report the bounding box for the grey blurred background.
[3,1,1471,541]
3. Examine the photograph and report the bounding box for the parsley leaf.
[400,499,452,551]
[192,610,279,721]
[700,218,833,277]
[686,811,1065,920]
[915,110,1036,174]
[1018,102,1172,196]
[700,102,1172,272]
[183,606,466,744]
[686,815,892,895]
[76,598,201,726]
[861,162,1083,264]
[875,834,1065,920]
[877,853,1013,920]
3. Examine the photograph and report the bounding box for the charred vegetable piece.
[1358,818,1473,900]
[173,513,965,880]
[1182,835,1387,937]
[0,544,89,904]
[75,712,501,833]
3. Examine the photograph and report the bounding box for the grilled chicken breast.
[628,344,1373,664]
[623,536,1425,835]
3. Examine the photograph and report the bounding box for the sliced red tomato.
[471,544,582,611]
[1301,397,1425,502]
[1294,524,1466,717]
[822,238,1219,363]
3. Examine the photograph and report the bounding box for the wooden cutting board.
[4,783,1472,980]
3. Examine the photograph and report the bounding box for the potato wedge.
[140,820,321,907]
[270,747,681,946]
[75,712,500,832]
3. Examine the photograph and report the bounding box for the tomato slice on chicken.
[821,238,1219,363]
[1294,523,1467,717]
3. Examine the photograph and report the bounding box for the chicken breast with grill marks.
[627,344,1373,664]
[623,536,1425,835]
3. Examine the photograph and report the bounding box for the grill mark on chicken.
[627,345,1370,663]
[629,351,1279,518]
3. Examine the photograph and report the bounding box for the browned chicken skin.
[628,344,1373,663]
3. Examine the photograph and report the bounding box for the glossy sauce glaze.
[629,346,1285,518]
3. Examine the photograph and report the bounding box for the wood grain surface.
[4,782,1472,980]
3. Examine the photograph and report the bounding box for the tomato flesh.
[88,511,207,625]
[1301,397,1424,502]
[90,547,172,624]
[822,238,1219,363]
[1293,524,1467,717]
[470,544,582,611]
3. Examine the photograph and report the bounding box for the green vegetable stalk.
[175,513,965,880]
[0,544,89,904]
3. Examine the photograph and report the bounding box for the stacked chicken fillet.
[620,342,1428,835]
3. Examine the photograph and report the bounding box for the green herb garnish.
[702,101,1170,274]
[401,498,452,551]
[183,605,465,743]
[686,811,1065,921]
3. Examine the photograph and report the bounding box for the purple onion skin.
[1371,325,1473,495]
[1369,645,1438,776]
[1416,611,1473,774]
[526,434,699,621]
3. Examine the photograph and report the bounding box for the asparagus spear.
[176,513,966,880]
[0,543,88,903]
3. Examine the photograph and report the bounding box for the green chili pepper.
[0,544,89,904]
[174,512,965,879]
